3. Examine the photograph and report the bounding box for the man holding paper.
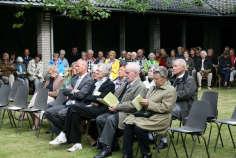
[123,66,177,158]
[94,62,147,158]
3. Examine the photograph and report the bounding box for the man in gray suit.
[45,59,94,131]
[94,62,147,158]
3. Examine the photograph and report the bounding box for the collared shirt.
[201,59,205,70]
[92,77,107,96]
[73,73,87,91]
[177,73,185,79]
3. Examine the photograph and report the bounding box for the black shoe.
[157,141,168,150]
[94,146,112,158]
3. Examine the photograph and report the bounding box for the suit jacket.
[124,81,177,133]
[66,74,94,102]
[115,78,147,129]
[195,58,213,72]
[84,78,115,104]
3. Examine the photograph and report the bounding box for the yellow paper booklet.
[98,92,119,107]
[131,95,143,111]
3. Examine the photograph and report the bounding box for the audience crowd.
[0,45,235,158]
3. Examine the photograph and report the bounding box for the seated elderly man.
[94,62,147,158]
[123,66,177,158]
[45,59,93,133]
[49,63,115,152]
[0,52,15,87]
[170,59,197,120]
[27,54,44,93]
[195,50,213,90]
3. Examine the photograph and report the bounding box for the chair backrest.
[231,107,236,119]
[50,89,67,106]
[34,88,49,110]
[201,91,218,119]
[9,80,19,100]
[0,85,10,106]
[185,100,210,131]
[14,84,28,108]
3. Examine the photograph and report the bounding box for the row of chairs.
[0,82,48,136]
[166,91,236,158]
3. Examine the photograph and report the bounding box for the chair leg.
[214,123,223,151]
[213,122,224,147]
[190,135,197,158]
[166,131,178,158]
[26,113,32,129]
[227,125,236,149]
[1,109,6,127]
[8,110,17,128]
[176,121,182,144]
[207,123,213,147]
[181,133,189,158]
[201,135,210,158]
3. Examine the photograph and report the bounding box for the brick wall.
[37,12,53,73]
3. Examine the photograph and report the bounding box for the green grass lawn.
[0,88,236,158]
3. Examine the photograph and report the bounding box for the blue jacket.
[48,59,65,75]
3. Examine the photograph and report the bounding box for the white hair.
[96,63,110,77]
[126,62,140,73]
[60,49,66,55]
[173,59,187,69]
[16,56,23,62]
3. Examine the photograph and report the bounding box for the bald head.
[75,59,88,75]
[126,62,140,82]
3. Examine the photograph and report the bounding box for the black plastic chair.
[200,91,223,147]
[0,85,11,128]
[2,84,28,128]
[166,100,211,158]
[214,107,236,151]
[21,88,49,137]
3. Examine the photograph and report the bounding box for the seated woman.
[143,66,155,89]
[15,56,29,88]
[105,50,120,80]
[28,66,64,129]
[49,63,115,152]
[122,66,177,158]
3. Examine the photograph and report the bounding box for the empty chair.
[21,88,49,137]
[200,91,222,147]
[167,100,211,158]
[2,84,28,128]
[214,107,236,151]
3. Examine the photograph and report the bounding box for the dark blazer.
[195,58,213,72]
[84,78,115,104]
[64,74,94,102]
[219,56,231,72]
